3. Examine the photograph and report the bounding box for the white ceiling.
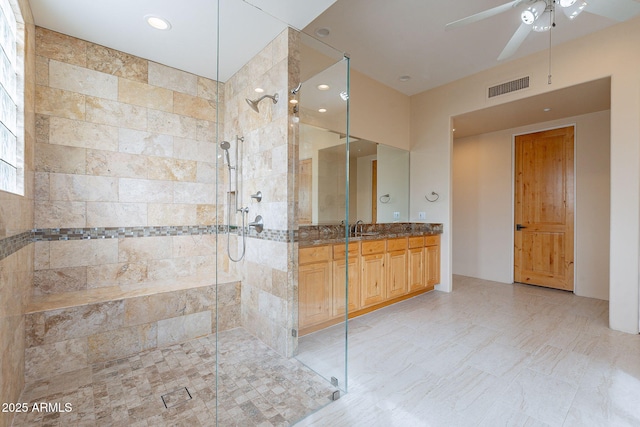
[28,0,636,136]
[305,0,640,96]
[29,0,639,95]
[29,0,337,82]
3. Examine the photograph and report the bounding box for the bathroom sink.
[357,232,379,237]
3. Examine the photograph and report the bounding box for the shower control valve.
[251,191,262,202]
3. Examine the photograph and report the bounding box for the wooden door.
[333,257,360,316]
[361,253,385,307]
[408,247,425,292]
[299,262,332,328]
[299,158,312,225]
[386,250,407,298]
[425,244,440,288]
[386,238,408,298]
[514,126,574,291]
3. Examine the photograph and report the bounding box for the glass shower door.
[213,3,350,425]
[295,31,351,397]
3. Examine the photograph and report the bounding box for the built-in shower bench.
[24,274,242,384]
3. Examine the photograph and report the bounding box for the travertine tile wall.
[223,28,298,357]
[33,27,227,291]
[0,1,35,426]
[26,28,245,382]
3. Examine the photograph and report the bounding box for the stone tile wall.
[25,27,245,386]
[23,279,240,383]
[223,28,297,357]
[33,27,226,289]
[0,1,35,427]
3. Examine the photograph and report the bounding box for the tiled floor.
[13,328,335,427]
[296,275,640,427]
[13,275,640,426]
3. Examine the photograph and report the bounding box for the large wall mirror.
[298,123,409,225]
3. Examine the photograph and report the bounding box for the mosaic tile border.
[0,230,32,260]
[0,226,292,261]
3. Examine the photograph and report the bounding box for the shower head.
[220,140,232,167]
[246,93,279,113]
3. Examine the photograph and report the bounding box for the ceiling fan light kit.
[521,1,548,24]
[532,9,554,31]
[446,0,640,60]
[563,1,588,19]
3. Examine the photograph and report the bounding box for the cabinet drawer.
[387,237,408,252]
[408,236,424,249]
[361,240,385,255]
[299,245,331,264]
[425,235,440,246]
[333,242,359,260]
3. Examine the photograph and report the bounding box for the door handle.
[516,224,527,231]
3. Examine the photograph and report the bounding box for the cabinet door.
[426,244,440,287]
[408,246,425,292]
[299,262,332,329]
[333,256,360,316]
[361,253,385,308]
[386,249,408,298]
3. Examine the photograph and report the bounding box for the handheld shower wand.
[220,140,232,169]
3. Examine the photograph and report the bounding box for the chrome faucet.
[355,220,364,237]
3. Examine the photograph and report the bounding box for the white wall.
[410,16,640,333]
[453,130,513,283]
[452,111,610,300]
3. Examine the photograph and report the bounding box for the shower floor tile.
[13,328,335,427]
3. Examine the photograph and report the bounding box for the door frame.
[510,123,577,293]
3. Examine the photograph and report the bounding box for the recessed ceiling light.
[254,87,264,93]
[543,107,552,112]
[318,108,327,113]
[315,27,330,38]
[317,84,330,91]
[399,75,411,82]
[145,15,171,30]
[289,99,298,104]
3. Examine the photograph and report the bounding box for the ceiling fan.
[446,0,640,60]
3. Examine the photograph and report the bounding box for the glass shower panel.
[214,3,350,425]
[295,31,350,397]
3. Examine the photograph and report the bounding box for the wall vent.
[488,76,530,98]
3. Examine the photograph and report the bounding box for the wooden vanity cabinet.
[408,236,426,292]
[360,240,386,308]
[333,242,360,316]
[386,237,408,298]
[425,235,441,287]
[298,245,332,329]
[298,233,441,335]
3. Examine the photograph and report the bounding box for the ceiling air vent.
[488,76,529,98]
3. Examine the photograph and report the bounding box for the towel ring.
[425,191,439,202]
[379,194,391,203]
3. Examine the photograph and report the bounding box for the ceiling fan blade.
[585,0,640,21]
[446,0,526,30]
[498,22,533,60]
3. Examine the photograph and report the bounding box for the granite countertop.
[297,223,443,247]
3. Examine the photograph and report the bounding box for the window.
[0,0,22,195]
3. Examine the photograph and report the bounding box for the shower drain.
[161,387,193,408]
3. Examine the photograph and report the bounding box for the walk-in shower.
[246,92,279,113]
